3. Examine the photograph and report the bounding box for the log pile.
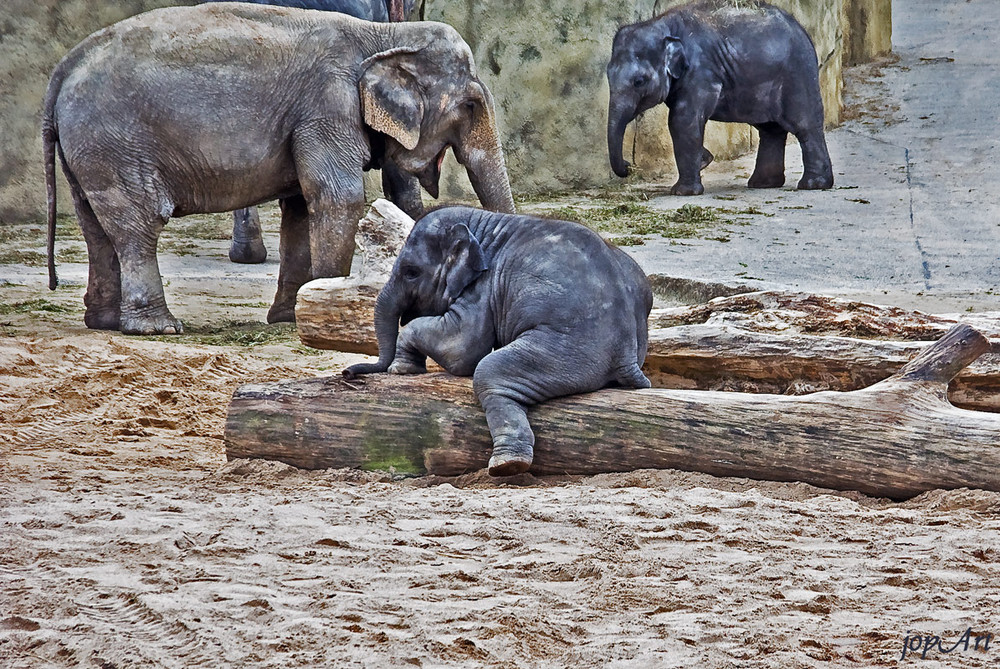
[226,325,1000,499]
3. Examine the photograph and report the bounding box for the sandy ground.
[3,237,1000,669]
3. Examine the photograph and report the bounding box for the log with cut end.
[227,325,1000,499]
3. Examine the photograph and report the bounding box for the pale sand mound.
[2,331,999,668]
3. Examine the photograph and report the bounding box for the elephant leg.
[229,206,267,264]
[292,127,366,279]
[668,110,709,196]
[700,147,715,171]
[748,122,788,189]
[89,196,181,335]
[67,182,121,330]
[268,195,311,324]
[473,332,602,477]
[382,158,425,219]
[795,129,835,190]
[389,308,494,377]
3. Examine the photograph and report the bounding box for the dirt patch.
[2,217,999,668]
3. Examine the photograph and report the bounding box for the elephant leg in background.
[268,195,311,323]
[229,206,268,264]
[748,122,788,189]
[795,129,835,190]
[381,158,425,219]
[72,191,122,331]
[667,110,710,196]
[292,127,367,280]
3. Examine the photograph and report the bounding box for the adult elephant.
[44,3,514,334]
[343,206,652,476]
[607,0,834,195]
[202,0,417,264]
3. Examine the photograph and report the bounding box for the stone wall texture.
[0,0,890,222]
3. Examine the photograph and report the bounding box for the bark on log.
[226,325,1000,499]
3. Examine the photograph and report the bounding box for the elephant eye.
[633,75,649,88]
[401,265,421,281]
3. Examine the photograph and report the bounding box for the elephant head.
[606,23,686,177]
[359,32,516,214]
[344,214,488,377]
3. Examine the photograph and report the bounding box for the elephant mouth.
[417,144,450,198]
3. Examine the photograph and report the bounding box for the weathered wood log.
[645,324,1000,412]
[226,325,1000,499]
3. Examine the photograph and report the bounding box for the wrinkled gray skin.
[343,206,653,477]
[43,3,515,334]
[201,0,417,264]
[607,0,834,195]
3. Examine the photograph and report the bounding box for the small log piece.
[226,325,1000,499]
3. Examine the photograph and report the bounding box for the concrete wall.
[0,0,889,222]
[0,0,194,222]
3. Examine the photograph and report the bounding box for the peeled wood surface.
[227,325,1000,499]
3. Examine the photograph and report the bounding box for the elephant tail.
[615,360,651,389]
[43,86,60,291]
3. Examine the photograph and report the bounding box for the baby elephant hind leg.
[473,334,612,477]
[748,122,788,189]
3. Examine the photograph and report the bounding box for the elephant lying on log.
[343,206,653,476]
[44,3,514,334]
[227,325,1000,500]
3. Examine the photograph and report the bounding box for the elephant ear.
[663,36,686,79]
[360,49,424,150]
[444,223,488,301]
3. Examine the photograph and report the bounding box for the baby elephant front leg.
[389,313,493,377]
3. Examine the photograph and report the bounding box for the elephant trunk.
[342,278,402,378]
[608,101,635,179]
[460,87,516,214]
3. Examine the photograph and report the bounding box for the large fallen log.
[226,325,1000,499]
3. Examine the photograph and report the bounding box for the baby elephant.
[344,206,653,476]
[607,0,834,195]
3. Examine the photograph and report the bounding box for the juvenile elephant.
[43,3,514,334]
[201,0,416,264]
[607,0,834,195]
[343,206,653,477]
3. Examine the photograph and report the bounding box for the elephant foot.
[388,359,427,375]
[487,442,533,477]
[797,173,834,190]
[229,239,267,264]
[670,181,704,196]
[700,148,714,171]
[84,307,121,331]
[120,312,184,335]
[266,301,296,324]
[748,172,786,189]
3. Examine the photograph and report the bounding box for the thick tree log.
[226,325,1000,499]
[645,324,1000,412]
